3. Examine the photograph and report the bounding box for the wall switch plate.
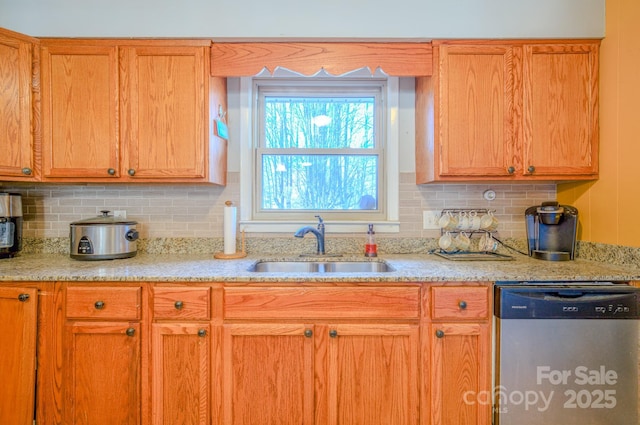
[423,210,440,229]
[113,210,127,219]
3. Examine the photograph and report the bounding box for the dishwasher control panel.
[495,285,640,319]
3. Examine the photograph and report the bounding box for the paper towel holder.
[214,230,247,259]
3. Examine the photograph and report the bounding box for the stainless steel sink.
[248,260,394,273]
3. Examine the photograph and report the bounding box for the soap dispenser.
[365,224,377,257]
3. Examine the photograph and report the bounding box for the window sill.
[239,221,400,234]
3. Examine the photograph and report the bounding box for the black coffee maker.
[525,201,578,261]
[0,192,23,258]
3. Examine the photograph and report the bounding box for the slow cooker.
[70,210,139,260]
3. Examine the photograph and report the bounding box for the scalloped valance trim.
[210,42,432,77]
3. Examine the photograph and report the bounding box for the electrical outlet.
[113,210,127,219]
[423,210,441,229]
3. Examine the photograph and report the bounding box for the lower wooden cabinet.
[222,286,422,425]
[0,286,38,425]
[26,281,492,425]
[150,285,214,425]
[63,285,143,425]
[64,322,142,425]
[428,284,492,425]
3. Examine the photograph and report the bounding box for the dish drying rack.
[438,208,497,237]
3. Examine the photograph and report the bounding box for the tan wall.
[558,0,640,247]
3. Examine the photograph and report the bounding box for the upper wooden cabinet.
[0,28,39,181]
[40,39,227,184]
[417,40,600,183]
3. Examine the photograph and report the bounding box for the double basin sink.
[248,260,394,273]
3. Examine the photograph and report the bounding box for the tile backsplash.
[2,172,556,240]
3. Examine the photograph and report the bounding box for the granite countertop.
[1,252,639,283]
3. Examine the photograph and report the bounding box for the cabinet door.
[0,287,38,425]
[436,44,516,178]
[222,323,315,425]
[430,323,491,425]
[120,46,207,181]
[0,30,37,180]
[325,324,420,425]
[64,322,141,425]
[151,323,211,425]
[41,43,120,179]
[522,42,599,177]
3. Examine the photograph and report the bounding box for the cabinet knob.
[107,168,116,175]
[304,329,313,338]
[507,166,515,174]
[527,165,536,174]
[94,300,105,310]
[435,329,445,338]
[174,300,184,310]
[329,329,338,338]
[458,300,467,310]
[126,327,136,337]
[198,329,207,337]
[21,167,32,176]
[18,293,30,302]
[128,169,136,176]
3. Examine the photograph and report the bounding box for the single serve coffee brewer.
[525,201,578,261]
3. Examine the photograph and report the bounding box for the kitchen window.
[239,70,400,233]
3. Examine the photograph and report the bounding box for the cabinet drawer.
[431,286,489,320]
[66,286,141,320]
[152,287,211,320]
[225,287,420,320]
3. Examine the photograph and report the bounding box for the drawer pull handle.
[304,329,313,338]
[94,301,105,310]
[198,329,207,337]
[128,169,136,176]
[459,300,467,310]
[435,329,445,338]
[126,328,135,337]
[18,293,30,302]
[174,301,184,310]
[22,167,32,176]
[107,168,116,175]
[527,165,536,174]
[329,329,338,338]
[507,166,515,174]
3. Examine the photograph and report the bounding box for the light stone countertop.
[1,252,639,284]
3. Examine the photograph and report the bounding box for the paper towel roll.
[223,201,237,254]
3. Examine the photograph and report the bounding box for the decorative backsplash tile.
[2,172,556,239]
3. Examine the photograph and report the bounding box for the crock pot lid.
[70,210,137,225]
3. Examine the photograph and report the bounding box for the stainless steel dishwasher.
[494,282,640,425]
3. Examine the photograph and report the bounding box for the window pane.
[261,154,378,210]
[264,96,375,149]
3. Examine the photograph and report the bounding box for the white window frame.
[238,70,399,234]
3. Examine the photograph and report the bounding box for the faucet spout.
[294,215,326,255]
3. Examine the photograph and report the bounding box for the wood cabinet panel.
[222,323,315,425]
[437,44,515,177]
[0,287,38,425]
[40,43,119,179]
[224,286,420,320]
[120,45,207,180]
[430,322,491,425]
[326,323,420,425]
[0,29,38,180]
[64,322,141,425]
[65,286,141,320]
[431,286,489,320]
[152,286,211,320]
[151,323,210,425]
[522,42,599,176]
